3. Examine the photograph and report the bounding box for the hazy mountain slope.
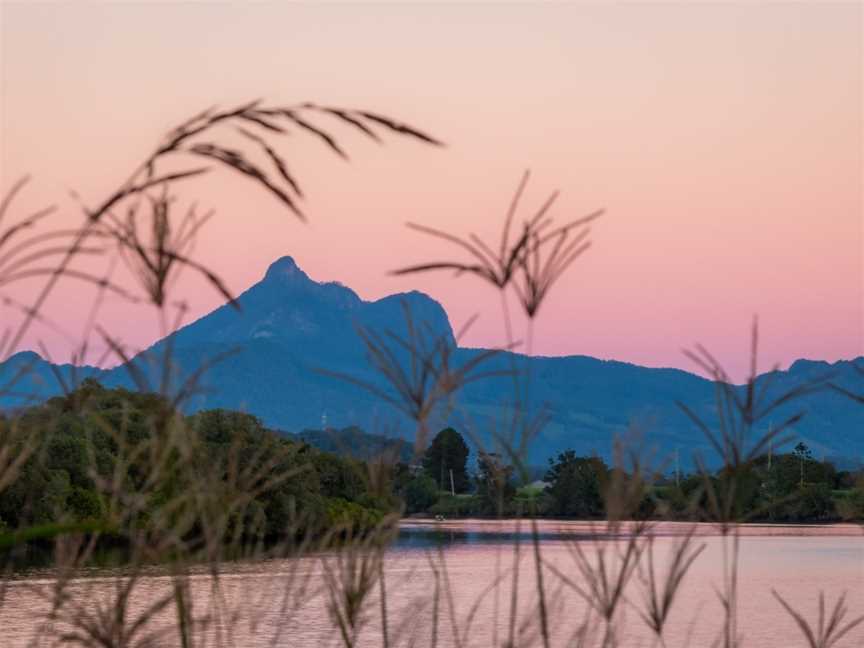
[0,351,101,409]
[3,256,861,464]
[289,426,415,463]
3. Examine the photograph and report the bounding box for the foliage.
[403,474,440,514]
[427,493,483,517]
[767,483,836,522]
[0,383,393,549]
[293,426,414,463]
[835,481,864,521]
[422,427,470,493]
[543,451,607,518]
[475,451,516,515]
[325,497,384,530]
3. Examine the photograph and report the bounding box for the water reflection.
[1,521,861,647]
[396,518,864,548]
[396,521,617,549]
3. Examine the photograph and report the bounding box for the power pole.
[449,469,456,496]
[675,447,680,488]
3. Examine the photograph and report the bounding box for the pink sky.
[0,2,861,380]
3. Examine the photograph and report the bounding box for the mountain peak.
[788,358,833,375]
[258,255,361,308]
[5,350,43,365]
[263,255,310,284]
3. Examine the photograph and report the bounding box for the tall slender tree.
[423,427,470,493]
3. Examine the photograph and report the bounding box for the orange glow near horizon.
[0,2,861,380]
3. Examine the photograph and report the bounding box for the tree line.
[401,429,864,522]
[0,380,392,550]
[2,383,861,554]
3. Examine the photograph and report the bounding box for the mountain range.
[2,255,861,466]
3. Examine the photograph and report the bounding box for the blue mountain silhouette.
[2,256,861,465]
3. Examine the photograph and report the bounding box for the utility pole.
[675,447,680,488]
[449,469,456,496]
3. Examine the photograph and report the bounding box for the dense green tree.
[423,427,470,493]
[189,408,375,533]
[780,443,838,488]
[0,383,394,544]
[768,483,836,521]
[476,452,515,515]
[792,442,813,489]
[310,452,366,503]
[543,451,607,518]
[755,447,841,522]
[837,477,864,520]
[657,473,707,519]
[404,475,439,514]
[714,464,763,521]
[793,442,812,460]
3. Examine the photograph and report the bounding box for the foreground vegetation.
[0,380,397,549]
[0,97,861,647]
[5,379,858,554]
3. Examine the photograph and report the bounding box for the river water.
[2,520,862,647]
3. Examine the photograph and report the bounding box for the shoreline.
[398,517,864,537]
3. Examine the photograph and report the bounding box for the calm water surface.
[2,521,862,647]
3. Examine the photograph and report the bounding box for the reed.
[0,99,858,648]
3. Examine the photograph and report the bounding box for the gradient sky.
[1,1,861,380]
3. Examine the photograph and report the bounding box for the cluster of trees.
[658,442,864,523]
[3,385,860,541]
[396,428,518,516]
[398,428,864,522]
[0,381,391,544]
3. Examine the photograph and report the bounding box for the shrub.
[403,475,439,514]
